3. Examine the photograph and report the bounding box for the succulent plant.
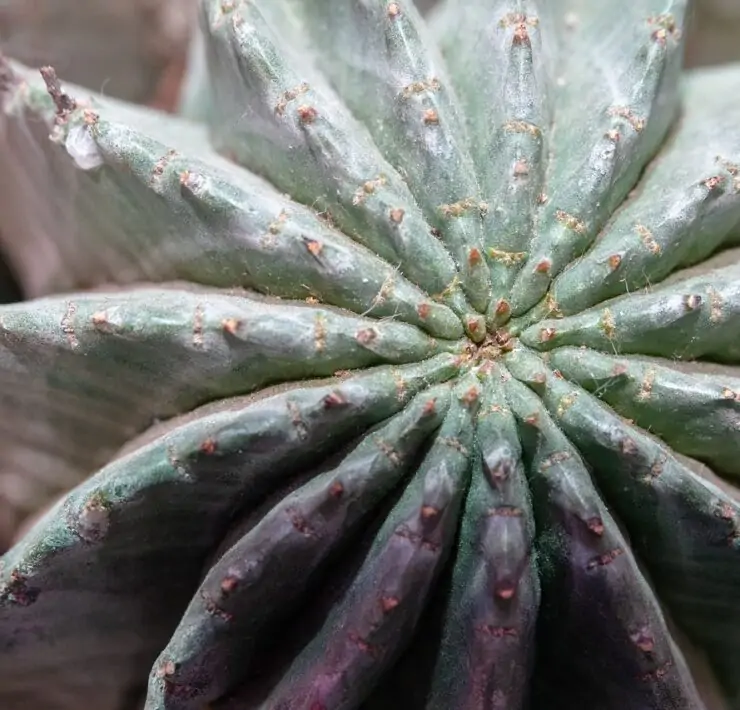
[1,1,740,709]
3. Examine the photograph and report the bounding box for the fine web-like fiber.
[0,2,739,710]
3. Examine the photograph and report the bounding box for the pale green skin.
[0,1,740,710]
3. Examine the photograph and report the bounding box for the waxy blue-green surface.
[0,1,739,710]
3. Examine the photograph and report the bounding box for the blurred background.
[0,0,739,549]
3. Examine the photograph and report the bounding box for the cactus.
[0,1,739,709]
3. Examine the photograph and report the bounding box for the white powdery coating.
[65,124,104,170]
